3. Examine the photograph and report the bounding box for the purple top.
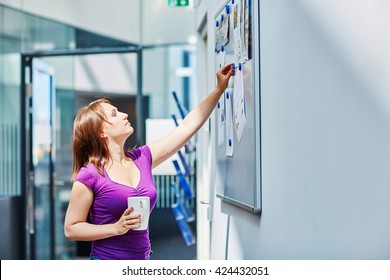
[75,145,157,260]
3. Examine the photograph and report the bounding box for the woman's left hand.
[114,207,142,235]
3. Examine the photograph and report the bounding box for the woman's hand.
[216,63,235,92]
[114,207,141,235]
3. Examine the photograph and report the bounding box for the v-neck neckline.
[102,155,141,189]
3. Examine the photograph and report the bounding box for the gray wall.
[204,0,390,259]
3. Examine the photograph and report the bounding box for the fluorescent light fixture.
[32,42,55,51]
[187,35,197,45]
[175,67,193,77]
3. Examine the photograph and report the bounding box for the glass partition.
[0,5,22,197]
[143,44,197,119]
[22,13,75,53]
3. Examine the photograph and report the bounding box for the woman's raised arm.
[148,63,235,168]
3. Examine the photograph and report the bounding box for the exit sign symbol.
[168,0,189,7]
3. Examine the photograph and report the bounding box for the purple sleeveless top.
[75,145,157,260]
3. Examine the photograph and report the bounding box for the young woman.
[64,63,235,260]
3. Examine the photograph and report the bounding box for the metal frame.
[20,46,143,259]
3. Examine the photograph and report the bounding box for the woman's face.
[100,103,133,140]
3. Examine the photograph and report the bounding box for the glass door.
[23,50,141,260]
[29,58,56,259]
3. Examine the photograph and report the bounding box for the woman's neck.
[106,140,127,165]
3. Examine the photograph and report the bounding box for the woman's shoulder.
[79,162,100,174]
[126,145,152,162]
[74,163,101,186]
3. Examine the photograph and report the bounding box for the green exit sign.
[168,0,189,7]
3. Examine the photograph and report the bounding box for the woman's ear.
[99,130,107,138]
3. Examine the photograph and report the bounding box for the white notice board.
[214,0,261,213]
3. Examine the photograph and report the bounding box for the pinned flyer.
[217,95,225,147]
[242,0,251,62]
[225,87,234,157]
[217,45,226,71]
[215,11,230,52]
[234,62,246,142]
[232,0,242,62]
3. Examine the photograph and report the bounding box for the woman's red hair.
[71,98,111,180]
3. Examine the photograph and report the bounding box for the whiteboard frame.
[214,0,261,214]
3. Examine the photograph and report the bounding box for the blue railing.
[153,174,196,209]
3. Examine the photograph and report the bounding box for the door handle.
[26,171,35,234]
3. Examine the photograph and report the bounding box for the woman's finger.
[124,214,141,225]
[122,207,133,217]
[218,63,233,74]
